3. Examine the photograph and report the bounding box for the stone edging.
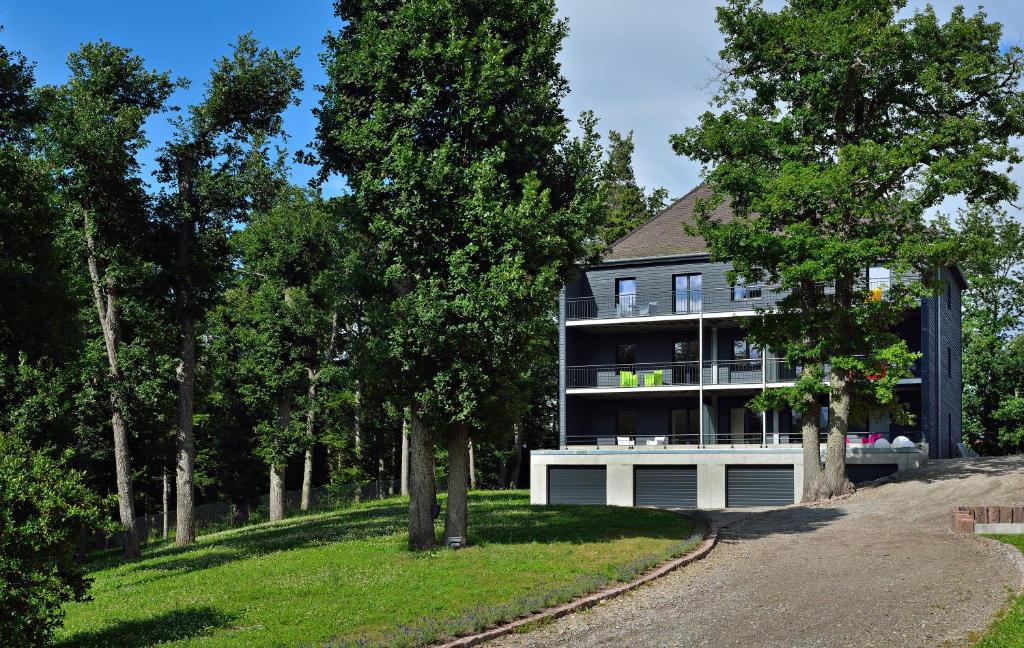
[975,535,1024,594]
[434,525,719,648]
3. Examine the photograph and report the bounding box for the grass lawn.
[58,491,700,647]
[977,534,1024,648]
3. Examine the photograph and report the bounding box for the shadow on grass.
[98,491,691,583]
[57,607,236,648]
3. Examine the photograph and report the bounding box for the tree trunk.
[269,463,286,522]
[800,387,824,503]
[444,422,470,544]
[83,207,139,559]
[270,397,291,522]
[816,366,855,499]
[400,412,410,496]
[162,468,170,540]
[301,373,316,511]
[408,412,436,550]
[508,423,525,488]
[468,437,476,490]
[175,316,197,546]
[353,380,362,456]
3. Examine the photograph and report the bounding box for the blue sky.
[1,1,341,193]
[4,0,1024,209]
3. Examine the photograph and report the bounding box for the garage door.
[547,466,607,505]
[634,467,698,508]
[846,463,898,484]
[726,466,794,507]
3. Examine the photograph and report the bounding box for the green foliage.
[953,206,1024,454]
[317,0,605,442]
[976,534,1024,647]
[671,0,1023,428]
[0,434,112,647]
[57,492,697,647]
[599,127,668,245]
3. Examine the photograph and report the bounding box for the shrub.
[0,433,111,646]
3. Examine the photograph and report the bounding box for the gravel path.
[491,456,1024,648]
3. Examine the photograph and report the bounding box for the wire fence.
[97,480,403,552]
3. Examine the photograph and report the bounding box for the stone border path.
[488,456,1024,648]
[435,525,719,648]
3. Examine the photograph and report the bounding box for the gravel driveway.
[490,456,1024,648]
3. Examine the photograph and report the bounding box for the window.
[617,410,637,437]
[671,409,700,444]
[868,267,890,301]
[732,284,762,301]
[615,277,637,313]
[673,340,699,362]
[673,274,702,312]
[732,339,761,361]
[616,344,636,367]
[946,346,952,377]
[946,282,952,309]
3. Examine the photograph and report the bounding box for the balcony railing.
[566,286,784,321]
[566,277,922,322]
[702,359,763,385]
[566,361,700,389]
[565,433,700,447]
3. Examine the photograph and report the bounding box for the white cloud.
[557,0,1024,217]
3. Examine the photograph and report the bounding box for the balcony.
[566,287,782,322]
[566,361,700,390]
[565,278,919,323]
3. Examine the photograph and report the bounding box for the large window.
[732,283,762,301]
[673,274,702,313]
[616,343,636,367]
[617,410,637,437]
[732,339,761,361]
[615,277,637,315]
[671,408,700,444]
[673,340,698,362]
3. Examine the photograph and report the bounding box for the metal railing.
[566,286,785,321]
[565,433,700,447]
[566,361,700,389]
[566,276,923,322]
[702,359,763,385]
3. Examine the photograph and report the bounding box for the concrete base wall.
[531,446,927,509]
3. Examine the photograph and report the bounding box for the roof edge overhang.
[589,251,712,269]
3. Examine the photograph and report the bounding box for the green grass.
[58,491,700,647]
[976,534,1024,648]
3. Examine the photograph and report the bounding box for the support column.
[697,464,726,509]
[762,347,768,447]
[698,312,704,447]
[606,464,633,506]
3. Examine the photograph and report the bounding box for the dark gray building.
[531,185,964,509]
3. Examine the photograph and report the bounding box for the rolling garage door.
[634,466,698,508]
[726,465,794,507]
[547,466,607,505]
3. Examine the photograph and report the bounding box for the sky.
[3,0,1024,207]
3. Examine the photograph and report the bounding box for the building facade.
[530,186,964,509]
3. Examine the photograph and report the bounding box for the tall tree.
[673,0,1023,498]
[954,205,1024,453]
[231,189,347,521]
[599,128,668,245]
[155,35,302,544]
[38,42,177,558]
[317,0,605,549]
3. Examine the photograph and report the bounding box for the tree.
[155,35,302,544]
[0,433,111,647]
[599,128,668,245]
[955,205,1024,453]
[38,41,177,559]
[672,0,1023,498]
[317,0,605,549]
[231,189,347,520]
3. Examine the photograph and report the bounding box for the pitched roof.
[604,185,733,261]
